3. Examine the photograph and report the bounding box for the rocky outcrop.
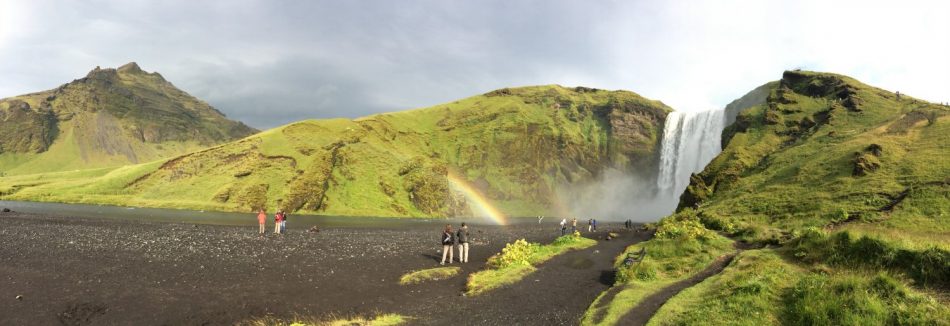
[0,100,57,154]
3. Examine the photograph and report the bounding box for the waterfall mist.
[556,109,727,222]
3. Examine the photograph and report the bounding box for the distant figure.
[559,218,567,236]
[592,219,598,232]
[440,224,455,265]
[538,216,544,224]
[457,223,470,263]
[625,219,633,229]
[588,219,593,232]
[896,91,901,100]
[274,211,283,234]
[257,209,267,235]
[280,210,288,233]
[571,217,578,233]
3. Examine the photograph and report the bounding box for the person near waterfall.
[440,224,455,265]
[256,209,267,235]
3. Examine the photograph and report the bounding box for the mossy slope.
[1,85,671,217]
[681,70,950,250]
[0,62,257,175]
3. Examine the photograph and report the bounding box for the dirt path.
[404,230,652,325]
[615,252,738,326]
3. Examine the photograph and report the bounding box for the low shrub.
[791,229,950,288]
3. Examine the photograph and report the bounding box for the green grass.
[581,215,734,326]
[466,233,597,295]
[1,85,671,218]
[644,249,949,326]
[646,249,801,325]
[398,266,461,285]
[243,313,408,326]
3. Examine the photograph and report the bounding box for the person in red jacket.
[274,211,283,234]
[257,209,267,235]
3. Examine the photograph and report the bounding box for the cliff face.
[3,85,672,217]
[0,62,257,175]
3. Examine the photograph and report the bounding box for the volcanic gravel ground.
[0,211,647,325]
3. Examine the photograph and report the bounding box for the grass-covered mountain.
[681,70,949,250]
[0,85,671,217]
[587,71,949,325]
[0,63,257,175]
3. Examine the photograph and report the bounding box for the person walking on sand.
[257,209,267,235]
[440,224,455,265]
[456,223,470,263]
[559,218,567,236]
[274,211,283,234]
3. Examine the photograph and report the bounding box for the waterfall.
[656,109,726,196]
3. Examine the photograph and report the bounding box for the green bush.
[487,239,537,269]
[655,210,715,240]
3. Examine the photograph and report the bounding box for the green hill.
[681,70,949,250]
[0,62,257,175]
[0,85,671,217]
[585,71,949,325]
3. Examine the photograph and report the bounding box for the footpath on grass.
[414,229,652,325]
[616,252,738,325]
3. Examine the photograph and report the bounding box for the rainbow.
[446,172,508,225]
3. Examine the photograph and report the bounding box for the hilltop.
[680,70,949,249]
[0,62,257,175]
[0,85,672,217]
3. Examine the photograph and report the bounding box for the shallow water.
[0,200,540,228]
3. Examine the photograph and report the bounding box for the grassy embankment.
[243,313,407,326]
[466,233,596,295]
[1,85,671,218]
[581,212,734,326]
[399,266,461,285]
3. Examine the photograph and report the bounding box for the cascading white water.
[562,108,728,221]
[656,109,726,196]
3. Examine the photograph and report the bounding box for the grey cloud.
[1,0,947,129]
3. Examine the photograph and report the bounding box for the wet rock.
[2,208,11,213]
[15,295,22,300]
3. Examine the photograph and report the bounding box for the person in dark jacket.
[456,223,470,263]
[440,224,455,265]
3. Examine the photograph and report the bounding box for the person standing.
[274,211,283,234]
[571,217,578,233]
[257,209,267,235]
[280,210,288,233]
[456,223,470,263]
[588,219,593,232]
[592,219,598,232]
[440,224,455,265]
[559,218,567,236]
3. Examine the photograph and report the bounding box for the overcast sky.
[1,0,947,129]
